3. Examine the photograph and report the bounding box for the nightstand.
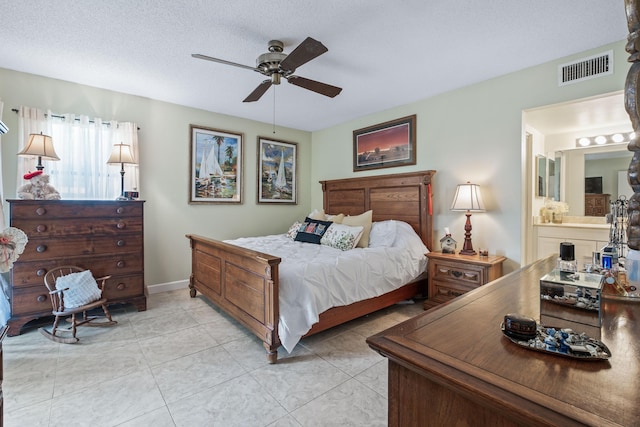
[424,252,506,309]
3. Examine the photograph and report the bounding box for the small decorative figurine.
[17,170,61,200]
[440,227,457,254]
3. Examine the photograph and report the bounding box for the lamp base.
[115,195,130,201]
[459,211,477,256]
[459,249,477,256]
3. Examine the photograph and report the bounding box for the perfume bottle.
[557,242,577,273]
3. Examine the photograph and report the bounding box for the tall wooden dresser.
[7,200,146,336]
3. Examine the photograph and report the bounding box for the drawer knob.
[116,283,126,290]
[36,244,47,253]
[116,240,125,247]
[116,260,125,268]
[452,270,463,278]
[116,222,126,229]
[35,207,47,216]
[36,269,47,277]
[36,224,47,232]
[36,295,47,303]
[116,207,124,214]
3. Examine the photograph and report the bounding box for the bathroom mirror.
[536,155,547,198]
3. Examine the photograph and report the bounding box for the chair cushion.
[55,270,103,308]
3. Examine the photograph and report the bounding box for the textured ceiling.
[0,1,629,131]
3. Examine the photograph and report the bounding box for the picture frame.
[353,114,416,171]
[189,125,243,204]
[257,136,297,204]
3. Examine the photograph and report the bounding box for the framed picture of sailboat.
[189,125,243,204]
[257,137,297,204]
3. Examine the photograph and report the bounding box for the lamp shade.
[107,143,135,165]
[17,133,60,161]
[450,182,485,212]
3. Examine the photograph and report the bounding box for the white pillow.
[393,221,428,257]
[368,220,398,248]
[307,209,326,220]
[55,270,103,308]
[320,223,364,251]
[326,213,345,224]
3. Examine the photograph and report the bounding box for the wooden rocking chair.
[39,266,117,343]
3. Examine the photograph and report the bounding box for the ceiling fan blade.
[243,80,272,102]
[279,37,328,71]
[287,76,342,98]
[192,53,257,72]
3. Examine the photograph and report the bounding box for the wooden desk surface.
[367,256,640,426]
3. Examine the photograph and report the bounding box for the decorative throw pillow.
[320,223,364,251]
[286,221,303,240]
[294,217,333,244]
[55,270,103,308]
[342,210,373,248]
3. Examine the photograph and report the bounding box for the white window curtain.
[17,107,139,200]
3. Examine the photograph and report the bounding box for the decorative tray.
[500,313,611,361]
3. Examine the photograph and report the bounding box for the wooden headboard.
[320,170,436,251]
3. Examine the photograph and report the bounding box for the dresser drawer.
[18,235,143,261]
[10,285,51,316]
[103,275,145,301]
[9,201,143,219]
[431,261,483,287]
[11,217,143,238]
[11,253,143,287]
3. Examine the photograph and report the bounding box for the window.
[17,108,139,200]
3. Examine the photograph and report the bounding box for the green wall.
[0,39,629,285]
[0,69,312,286]
[310,40,628,273]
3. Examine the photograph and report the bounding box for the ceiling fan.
[192,37,342,102]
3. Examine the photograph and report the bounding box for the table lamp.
[17,132,60,171]
[450,182,485,255]
[107,143,136,200]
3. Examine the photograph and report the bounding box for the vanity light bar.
[576,132,635,147]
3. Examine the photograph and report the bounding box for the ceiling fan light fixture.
[193,36,341,102]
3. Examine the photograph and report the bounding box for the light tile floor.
[3,289,424,427]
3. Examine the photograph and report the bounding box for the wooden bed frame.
[187,170,435,363]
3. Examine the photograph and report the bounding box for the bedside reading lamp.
[17,132,60,171]
[451,182,485,255]
[107,143,136,200]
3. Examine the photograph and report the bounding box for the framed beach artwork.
[257,137,297,204]
[189,125,243,204]
[353,114,416,171]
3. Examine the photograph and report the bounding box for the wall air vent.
[558,50,613,86]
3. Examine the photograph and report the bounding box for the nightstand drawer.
[425,252,506,309]
[431,261,483,286]
[431,280,475,300]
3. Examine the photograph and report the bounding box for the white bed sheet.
[226,221,427,353]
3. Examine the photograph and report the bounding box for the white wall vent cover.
[558,50,613,86]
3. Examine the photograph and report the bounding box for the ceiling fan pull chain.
[273,87,276,134]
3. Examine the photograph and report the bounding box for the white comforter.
[226,221,427,353]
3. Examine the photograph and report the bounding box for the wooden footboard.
[186,234,282,363]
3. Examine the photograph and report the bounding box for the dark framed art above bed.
[187,170,435,363]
